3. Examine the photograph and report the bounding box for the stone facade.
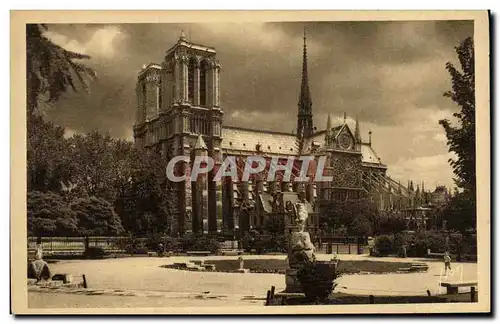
[134,32,421,237]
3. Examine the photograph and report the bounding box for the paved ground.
[28,253,477,309]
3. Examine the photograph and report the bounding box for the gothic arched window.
[142,82,146,106]
[188,57,196,104]
[200,60,208,106]
[158,77,162,111]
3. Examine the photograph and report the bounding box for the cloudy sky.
[42,20,473,190]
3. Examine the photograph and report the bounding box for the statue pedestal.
[285,268,302,293]
[235,268,250,273]
[284,202,317,294]
[286,231,316,293]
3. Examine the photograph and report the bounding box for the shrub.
[123,237,148,254]
[422,232,448,254]
[253,233,287,254]
[164,237,183,252]
[377,212,407,235]
[448,231,477,260]
[274,234,288,253]
[374,235,393,256]
[83,246,106,259]
[297,259,340,302]
[239,233,256,252]
[145,235,165,251]
[182,235,220,254]
[393,231,456,257]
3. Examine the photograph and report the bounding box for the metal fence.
[27,236,130,256]
[315,243,368,255]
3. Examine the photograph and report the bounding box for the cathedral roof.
[330,125,344,138]
[300,127,385,166]
[361,144,382,164]
[221,126,299,155]
[220,123,386,167]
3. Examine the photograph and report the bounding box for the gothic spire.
[297,27,313,140]
[354,116,361,144]
[300,27,311,105]
[326,113,332,131]
[179,30,187,42]
[325,113,332,146]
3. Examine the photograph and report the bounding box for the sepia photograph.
[10,10,490,314]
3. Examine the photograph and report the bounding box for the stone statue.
[238,256,244,270]
[28,245,51,282]
[285,201,316,292]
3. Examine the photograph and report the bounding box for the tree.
[439,37,475,195]
[115,147,171,236]
[70,196,124,237]
[66,131,134,202]
[376,211,407,235]
[438,36,476,232]
[27,191,78,237]
[440,192,476,232]
[322,198,377,236]
[349,215,373,237]
[26,24,96,115]
[27,115,72,192]
[27,24,97,193]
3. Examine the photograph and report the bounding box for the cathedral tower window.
[142,83,146,107]
[200,60,208,106]
[158,77,162,111]
[188,57,196,104]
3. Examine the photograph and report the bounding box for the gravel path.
[28,253,477,308]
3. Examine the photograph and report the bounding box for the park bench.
[427,249,445,258]
[440,281,477,295]
[186,251,211,256]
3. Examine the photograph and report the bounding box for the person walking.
[444,251,452,274]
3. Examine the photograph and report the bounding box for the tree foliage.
[27,191,78,236]
[65,131,135,202]
[439,37,475,195]
[27,115,72,192]
[70,196,124,236]
[26,24,97,194]
[115,147,171,236]
[26,24,96,115]
[438,36,476,232]
[322,198,377,236]
[376,211,407,235]
[440,192,477,232]
[24,24,169,238]
[27,125,173,237]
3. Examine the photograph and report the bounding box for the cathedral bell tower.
[134,31,224,236]
[297,27,313,142]
[162,31,223,138]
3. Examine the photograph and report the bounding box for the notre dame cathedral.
[133,31,433,237]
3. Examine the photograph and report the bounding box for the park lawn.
[203,259,414,275]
